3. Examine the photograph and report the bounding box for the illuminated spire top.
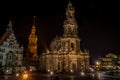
[8,17,12,28]
[31,16,36,35]
[33,16,36,26]
[66,0,75,19]
[63,1,78,37]
[6,17,14,33]
[68,0,72,9]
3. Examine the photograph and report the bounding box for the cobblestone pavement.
[0,71,120,80]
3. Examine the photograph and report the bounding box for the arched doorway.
[72,63,76,72]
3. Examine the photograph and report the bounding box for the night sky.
[0,0,120,64]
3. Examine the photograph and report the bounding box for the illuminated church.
[40,1,90,73]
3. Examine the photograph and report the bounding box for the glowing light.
[20,70,31,80]
[6,70,9,72]
[50,71,53,75]
[80,71,85,76]
[96,61,100,65]
[24,71,27,73]
[30,69,32,72]
[89,67,94,72]
[70,69,73,72]
[16,73,19,77]
[23,73,28,79]
[59,56,61,57]
[48,69,50,72]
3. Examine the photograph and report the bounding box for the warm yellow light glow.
[24,71,27,73]
[96,61,100,65]
[23,73,28,79]
[59,56,61,57]
[30,69,32,72]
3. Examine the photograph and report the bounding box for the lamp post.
[96,61,100,70]
[50,71,54,80]
[96,61,100,66]
[19,70,31,80]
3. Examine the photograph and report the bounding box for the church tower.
[28,16,38,61]
[61,1,80,52]
[63,1,78,38]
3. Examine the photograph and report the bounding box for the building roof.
[0,32,9,44]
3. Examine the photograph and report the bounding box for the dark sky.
[0,0,120,64]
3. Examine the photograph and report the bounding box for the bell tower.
[28,16,38,61]
[61,1,80,52]
[63,1,78,38]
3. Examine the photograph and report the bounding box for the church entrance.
[72,63,76,72]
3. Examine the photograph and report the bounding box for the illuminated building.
[26,16,39,69]
[0,20,23,73]
[93,53,120,70]
[40,1,90,73]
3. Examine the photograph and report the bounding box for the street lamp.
[50,71,53,75]
[80,71,85,76]
[19,70,31,80]
[48,69,50,72]
[16,73,19,77]
[96,61,100,65]
[96,61,100,70]
[22,73,28,79]
[50,71,54,80]
[70,69,73,73]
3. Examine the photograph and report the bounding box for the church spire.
[33,16,36,27]
[66,0,75,19]
[28,16,38,65]
[6,17,14,33]
[31,16,36,35]
[68,0,73,10]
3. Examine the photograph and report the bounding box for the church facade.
[0,20,23,73]
[40,1,90,73]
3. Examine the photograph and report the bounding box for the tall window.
[0,55,3,59]
[71,43,74,50]
[6,51,14,66]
